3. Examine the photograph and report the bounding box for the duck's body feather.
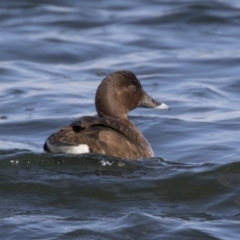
[44,116,153,159]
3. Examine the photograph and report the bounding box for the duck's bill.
[140,92,170,110]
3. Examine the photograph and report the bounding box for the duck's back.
[44,116,153,159]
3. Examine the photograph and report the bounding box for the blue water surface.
[0,0,240,239]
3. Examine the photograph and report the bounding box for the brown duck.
[44,70,170,159]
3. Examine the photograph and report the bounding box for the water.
[0,0,240,239]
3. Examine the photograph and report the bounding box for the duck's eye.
[128,85,136,92]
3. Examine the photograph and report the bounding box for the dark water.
[1,0,240,239]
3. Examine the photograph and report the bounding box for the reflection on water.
[0,0,240,239]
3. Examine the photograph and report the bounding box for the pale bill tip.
[155,103,170,110]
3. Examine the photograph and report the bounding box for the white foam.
[46,141,89,154]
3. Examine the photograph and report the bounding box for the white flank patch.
[47,141,89,154]
[155,102,170,110]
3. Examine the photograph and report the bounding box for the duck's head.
[95,70,170,119]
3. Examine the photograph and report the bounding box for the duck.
[43,70,170,159]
